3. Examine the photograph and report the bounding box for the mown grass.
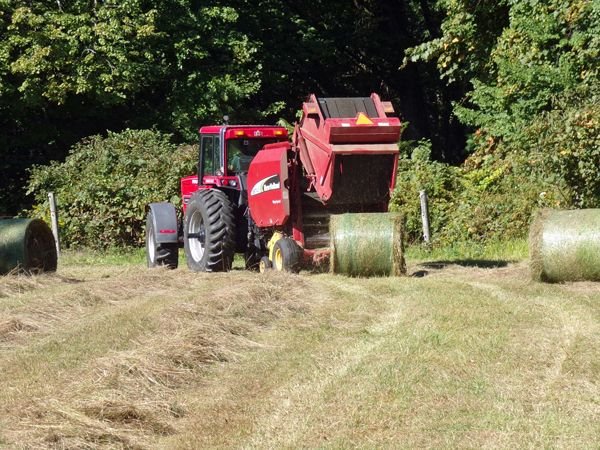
[0,267,309,448]
[165,267,599,448]
[0,241,598,449]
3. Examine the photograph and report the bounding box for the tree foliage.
[458,0,599,208]
[404,0,510,83]
[1,0,260,123]
[0,0,261,214]
[399,0,599,243]
[3,0,473,216]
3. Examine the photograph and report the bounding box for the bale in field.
[330,212,406,277]
[0,218,57,275]
[529,209,600,282]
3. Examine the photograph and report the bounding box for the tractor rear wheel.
[146,210,178,269]
[272,238,302,273]
[184,189,235,272]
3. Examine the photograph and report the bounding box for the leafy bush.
[527,95,600,208]
[390,140,461,244]
[27,129,196,248]
[453,0,600,209]
[403,0,599,242]
[391,140,559,246]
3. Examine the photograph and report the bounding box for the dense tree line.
[1,0,466,215]
[3,0,599,244]
[412,0,599,208]
[1,0,262,213]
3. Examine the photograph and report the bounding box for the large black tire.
[183,189,235,272]
[272,238,302,273]
[146,211,178,269]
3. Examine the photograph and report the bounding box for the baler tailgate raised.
[295,93,402,204]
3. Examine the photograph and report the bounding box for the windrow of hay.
[0,218,57,274]
[4,271,312,448]
[92,272,309,394]
[0,267,203,348]
[330,212,406,277]
[0,272,65,298]
[529,209,600,282]
[0,317,38,342]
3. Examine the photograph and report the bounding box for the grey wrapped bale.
[0,218,57,275]
[330,212,406,277]
[529,209,600,282]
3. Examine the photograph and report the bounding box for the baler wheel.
[184,189,235,272]
[259,256,272,273]
[272,238,302,273]
[146,211,178,269]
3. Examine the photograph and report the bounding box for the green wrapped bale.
[330,212,406,277]
[529,209,600,282]
[0,218,57,275]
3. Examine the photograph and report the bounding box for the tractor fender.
[148,202,179,244]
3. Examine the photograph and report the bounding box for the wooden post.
[48,192,60,257]
[419,190,431,245]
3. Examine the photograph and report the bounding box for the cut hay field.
[0,251,599,449]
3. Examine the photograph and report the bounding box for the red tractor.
[146,93,403,275]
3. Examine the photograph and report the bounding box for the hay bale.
[529,209,600,282]
[330,212,406,277]
[0,218,57,275]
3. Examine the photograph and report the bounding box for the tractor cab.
[181,125,288,212]
[227,137,270,173]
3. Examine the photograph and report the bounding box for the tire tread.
[184,189,235,272]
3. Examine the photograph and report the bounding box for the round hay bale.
[330,212,406,277]
[0,218,57,275]
[529,209,600,282]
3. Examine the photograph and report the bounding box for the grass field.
[0,244,598,449]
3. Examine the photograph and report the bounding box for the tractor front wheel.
[272,238,302,273]
[184,189,235,272]
[146,210,178,269]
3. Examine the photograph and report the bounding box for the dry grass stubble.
[165,265,600,449]
[0,267,311,448]
[1,260,599,449]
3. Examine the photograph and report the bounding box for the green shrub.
[397,0,599,246]
[528,95,600,208]
[27,129,197,248]
[390,140,461,244]
[391,140,559,246]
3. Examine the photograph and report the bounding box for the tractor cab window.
[226,138,278,174]
[200,135,222,177]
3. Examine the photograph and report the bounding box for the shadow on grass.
[419,259,513,269]
[410,259,514,277]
